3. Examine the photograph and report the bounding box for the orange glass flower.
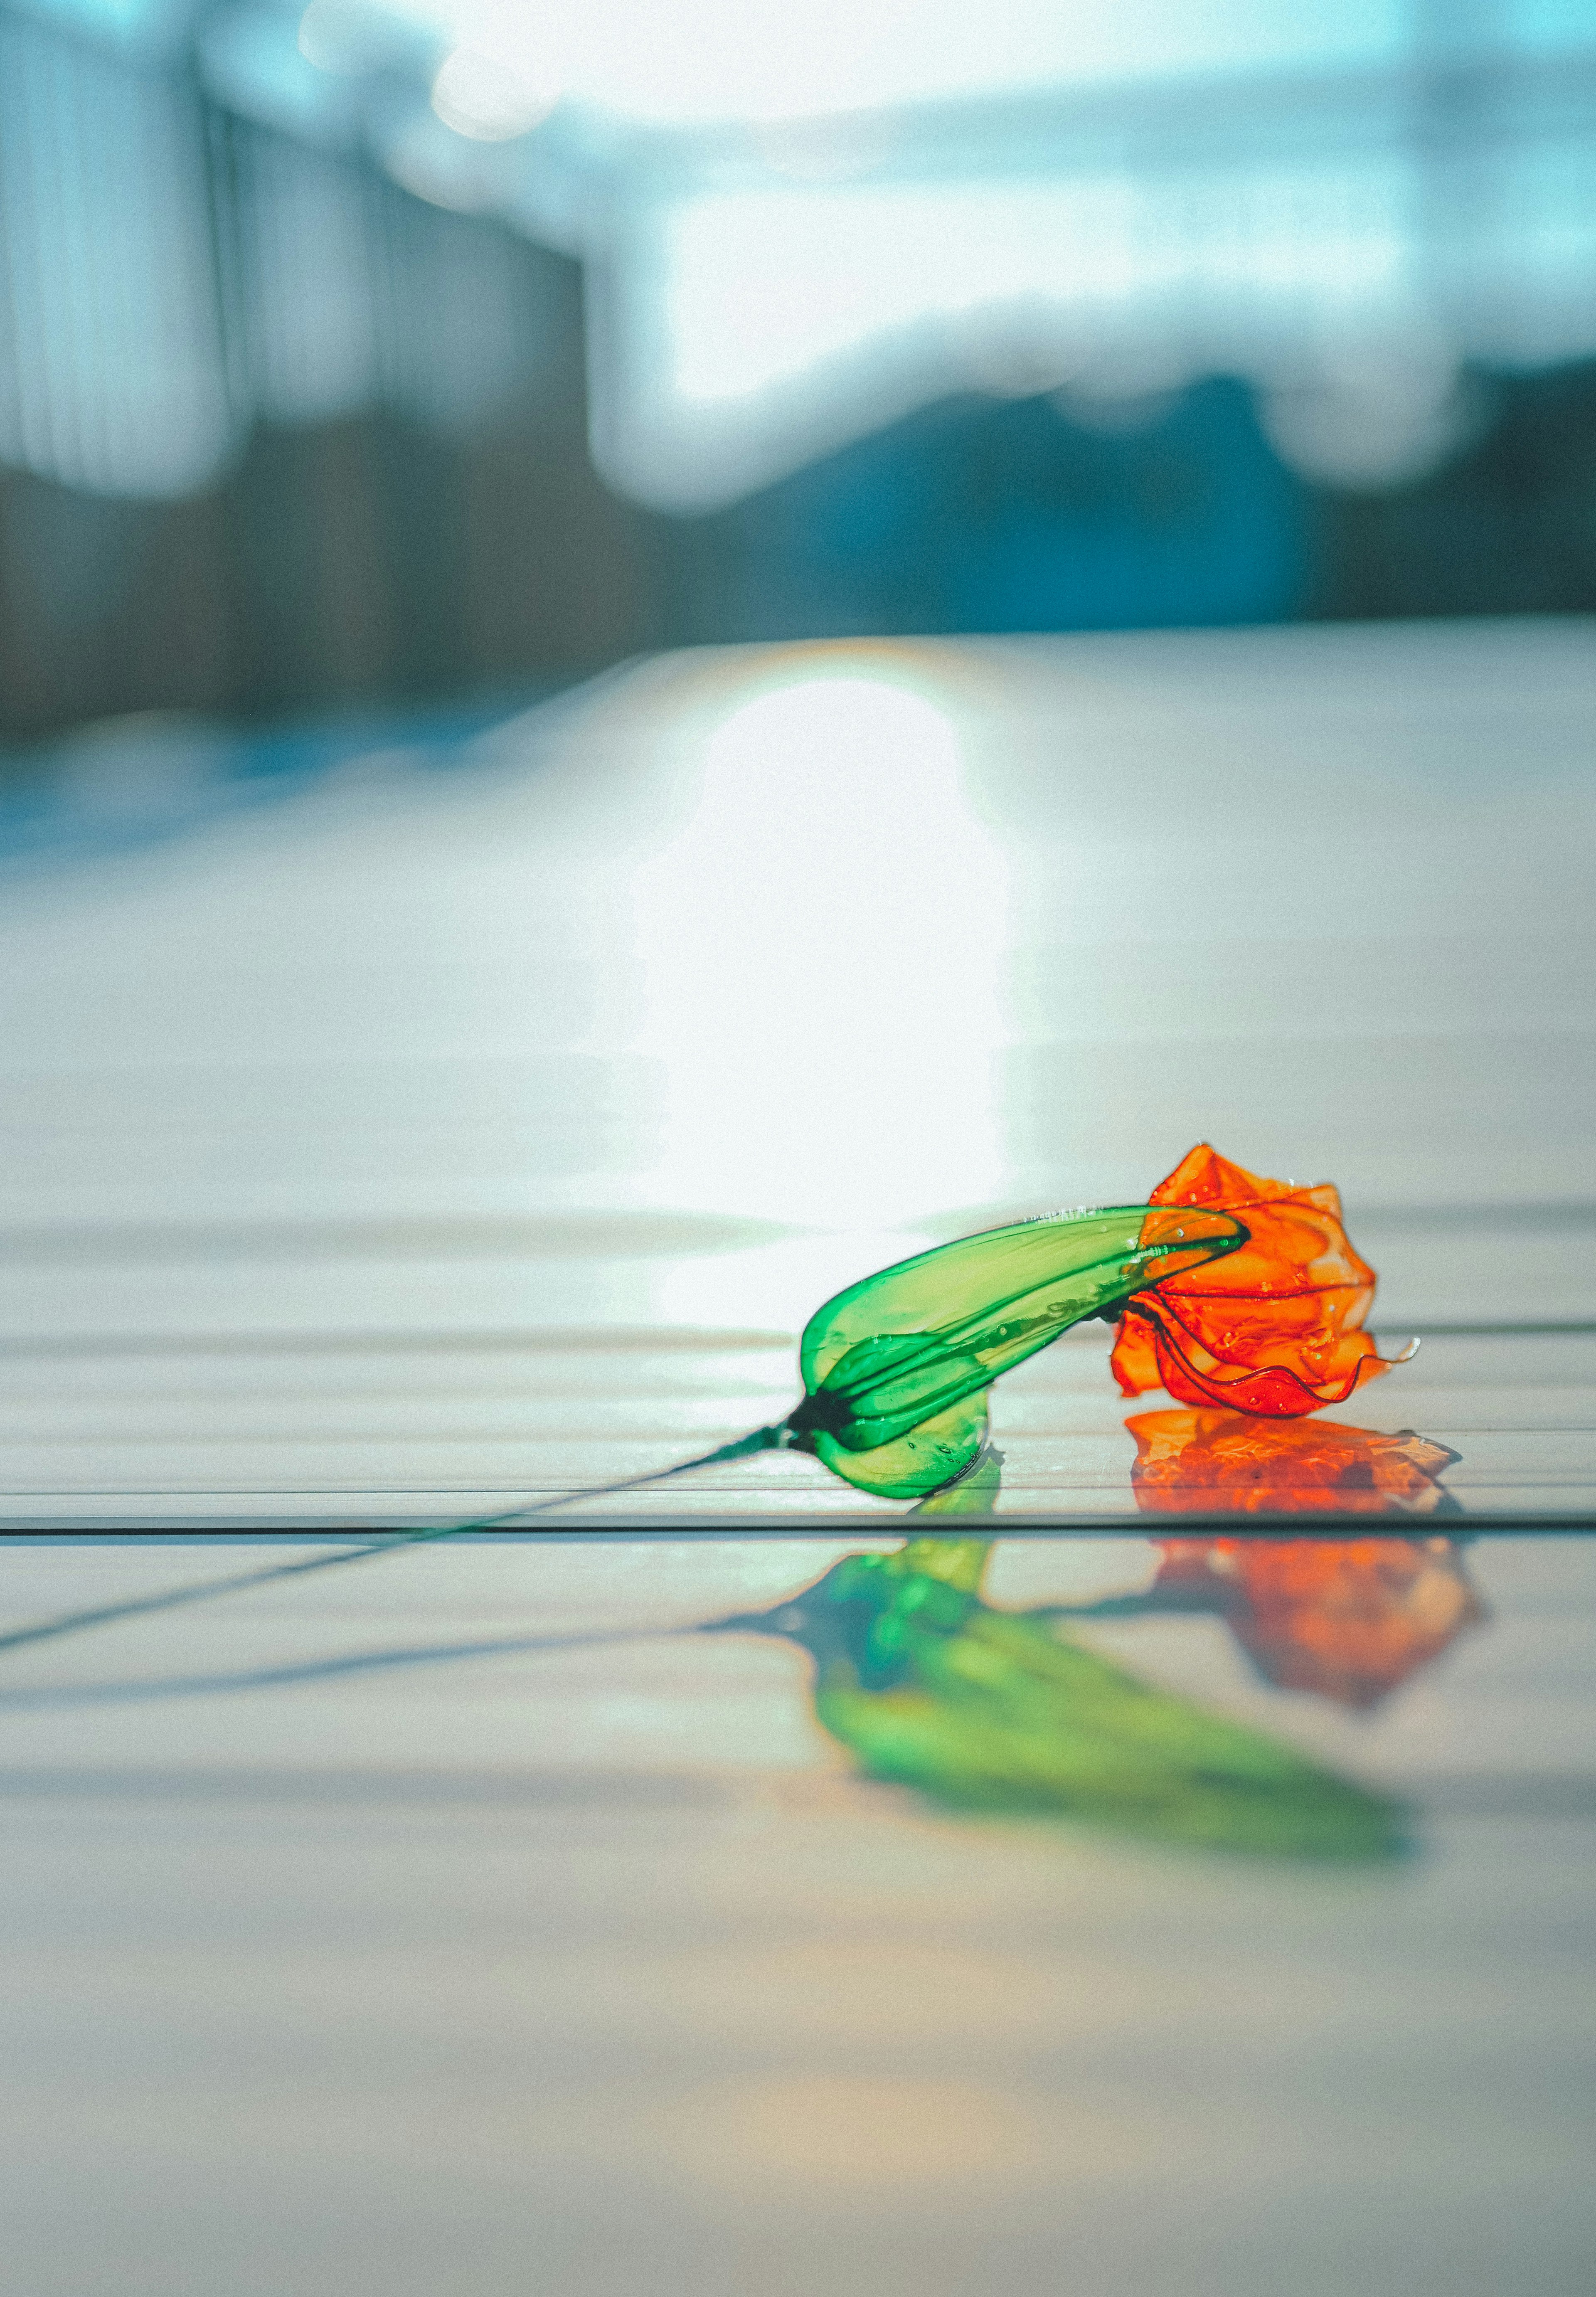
[1111,1144,1409,1415]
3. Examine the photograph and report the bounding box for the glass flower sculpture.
[1110,1144,1412,1416]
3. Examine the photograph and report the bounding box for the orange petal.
[1148,1143,1300,1209]
[1109,1311,1163,1397]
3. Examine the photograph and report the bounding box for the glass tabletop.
[1,1523,1593,2296]
[1,621,1592,2293]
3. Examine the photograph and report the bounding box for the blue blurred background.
[1,0,1594,743]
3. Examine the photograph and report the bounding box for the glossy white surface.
[0,619,1591,1521]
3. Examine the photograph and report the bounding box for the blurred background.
[2,0,1595,751]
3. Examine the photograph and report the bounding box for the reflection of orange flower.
[1112,1144,1408,1416]
[1126,1409,1478,1709]
[1126,1408,1456,1517]
[1148,1535,1483,1709]
[1153,1534,1479,1718]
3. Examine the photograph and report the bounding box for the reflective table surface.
[1,621,1593,2293]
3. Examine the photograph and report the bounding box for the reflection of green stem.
[719,1526,1403,1862]
[0,1522,460,1660]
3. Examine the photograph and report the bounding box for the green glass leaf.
[791,1205,1246,1471]
[733,1543,1401,1861]
[812,1391,990,1499]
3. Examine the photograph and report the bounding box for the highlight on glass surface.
[632,666,1008,1233]
[1111,1143,1415,1417]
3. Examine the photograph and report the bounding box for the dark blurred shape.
[0,402,655,742]
[1315,362,1596,621]
[660,380,1310,642]
[4,0,1596,749]
[0,153,655,743]
[663,362,1596,646]
[5,273,1596,745]
[7,355,1596,748]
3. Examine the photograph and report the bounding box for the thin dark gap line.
[2,1512,1594,1539]
[10,1421,1596,1445]
[0,1436,779,1652]
[0,1322,1589,1368]
[9,1465,1596,1497]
